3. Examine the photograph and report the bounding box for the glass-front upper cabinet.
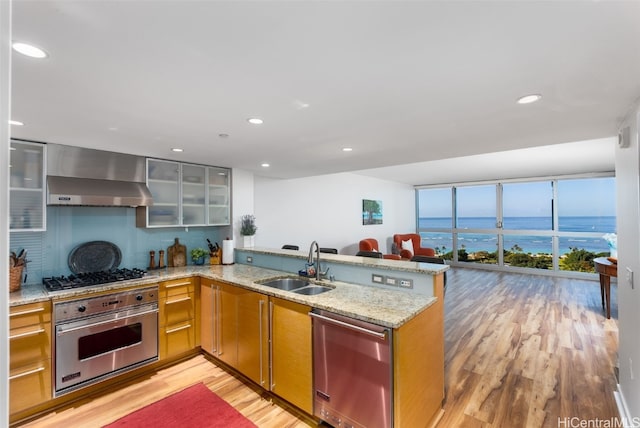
[10,140,46,231]
[182,163,206,226]
[144,159,180,227]
[138,159,230,228]
[208,167,230,225]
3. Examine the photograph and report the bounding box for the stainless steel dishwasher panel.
[311,309,393,428]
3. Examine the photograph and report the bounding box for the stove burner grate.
[43,268,147,291]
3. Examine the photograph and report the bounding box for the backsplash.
[10,206,230,284]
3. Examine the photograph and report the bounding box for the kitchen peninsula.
[9,250,447,428]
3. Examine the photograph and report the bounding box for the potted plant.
[190,247,208,265]
[240,214,257,248]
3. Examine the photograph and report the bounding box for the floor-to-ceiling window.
[417,174,615,275]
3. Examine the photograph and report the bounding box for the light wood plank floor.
[17,268,619,428]
[439,268,619,427]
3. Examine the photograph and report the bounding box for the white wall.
[254,172,415,255]
[231,168,254,243]
[616,102,640,419]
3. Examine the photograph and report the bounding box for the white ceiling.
[9,1,640,184]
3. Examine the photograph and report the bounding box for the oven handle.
[308,312,388,340]
[56,308,158,335]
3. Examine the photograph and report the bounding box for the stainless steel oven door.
[55,303,158,396]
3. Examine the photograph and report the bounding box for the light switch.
[626,267,634,289]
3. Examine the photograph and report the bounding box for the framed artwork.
[362,199,383,225]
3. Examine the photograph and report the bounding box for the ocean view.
[419,216,616,255]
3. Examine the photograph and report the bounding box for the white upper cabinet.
[10,141,46,231]
[137,159,230,228]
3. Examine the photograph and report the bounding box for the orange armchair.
[359,238,401,260]
[393,234,435,259]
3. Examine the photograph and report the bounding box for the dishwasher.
[310,309,393,428]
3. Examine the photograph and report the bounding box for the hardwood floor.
[16,268,619,428]
[18,355,312,428]
[439,268,619,427]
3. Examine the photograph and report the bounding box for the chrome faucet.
[308,241,321,280]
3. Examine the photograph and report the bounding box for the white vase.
[243,235,255,248]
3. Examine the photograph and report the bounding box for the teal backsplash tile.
[10,206,229,284]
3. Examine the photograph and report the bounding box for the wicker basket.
[9,265,24,292]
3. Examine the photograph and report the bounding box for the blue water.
[419,216,616,255]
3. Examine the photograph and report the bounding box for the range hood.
[47,144,153,207]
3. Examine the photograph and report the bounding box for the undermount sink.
[290,285,333,295]
[260,277,311,291]
[258,277,334,295]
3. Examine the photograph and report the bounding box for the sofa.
[393,234,435,260]
[358,238,401,260]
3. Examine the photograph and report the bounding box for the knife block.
[210,249,221,265]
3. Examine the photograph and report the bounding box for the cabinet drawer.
[10,324,51,369]
[159,320,196,360]
[160,292,195,326]
[10,358,52,414]
[159,278,195,299]
[10,301,51,329]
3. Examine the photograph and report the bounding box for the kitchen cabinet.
[137,159,230,227]
[9,140,46,231]
[9,301,52,416]
[269,297,313,414]
[159,277,198,360]
[200,278,240,367]
[236,287,268,386]
[200,280,312,413]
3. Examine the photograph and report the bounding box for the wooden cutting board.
[167,238,187,267]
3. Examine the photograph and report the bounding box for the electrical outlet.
[630,357,634,380]
[385,277,397,286]
[399,278,413,289]
[246,256,253,263]
[371,274,384,284]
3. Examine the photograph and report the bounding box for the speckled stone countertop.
[9,264,437,328]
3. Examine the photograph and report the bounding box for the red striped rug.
[104,383,257,427]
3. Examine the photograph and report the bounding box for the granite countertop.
[9,264,437,328]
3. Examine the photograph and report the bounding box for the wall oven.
[54,286,158,396]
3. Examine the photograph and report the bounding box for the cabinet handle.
[10,307,45,318]
[165,324,191,334]
[9,366,45,380]
[10,327,45,340]
[259,300,265,386]
[216,286,222,356]
[210,285,217,354]
[165,296,191,305]
[164,281,192,289]
[269,300,274,390]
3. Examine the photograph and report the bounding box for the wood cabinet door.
[216,283,239,367]
[270,297,313,414]
[237,289,268,387]
[200,282,215,354]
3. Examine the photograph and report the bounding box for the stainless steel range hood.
[47,144,153,207]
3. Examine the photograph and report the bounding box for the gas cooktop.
[42,268,147,292]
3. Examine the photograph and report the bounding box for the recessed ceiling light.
[247,118,264,125]
[517,94,542,104]
[171,148,184,152]
[8,120,24,126]
[261,163,270,168]
[12,42,48,59]
[342,147,353,152]
[218,133,229,138]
